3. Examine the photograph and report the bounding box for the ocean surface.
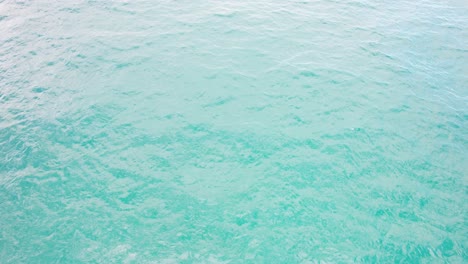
[1,0,467,263]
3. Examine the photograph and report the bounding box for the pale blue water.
[1,0,467,263]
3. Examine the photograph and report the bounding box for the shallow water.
[1,0,467,262]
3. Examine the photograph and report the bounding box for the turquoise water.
[1,0,467,262]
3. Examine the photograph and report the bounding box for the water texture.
[0,0,467,262]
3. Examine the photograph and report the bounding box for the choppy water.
[1,0,467,262]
